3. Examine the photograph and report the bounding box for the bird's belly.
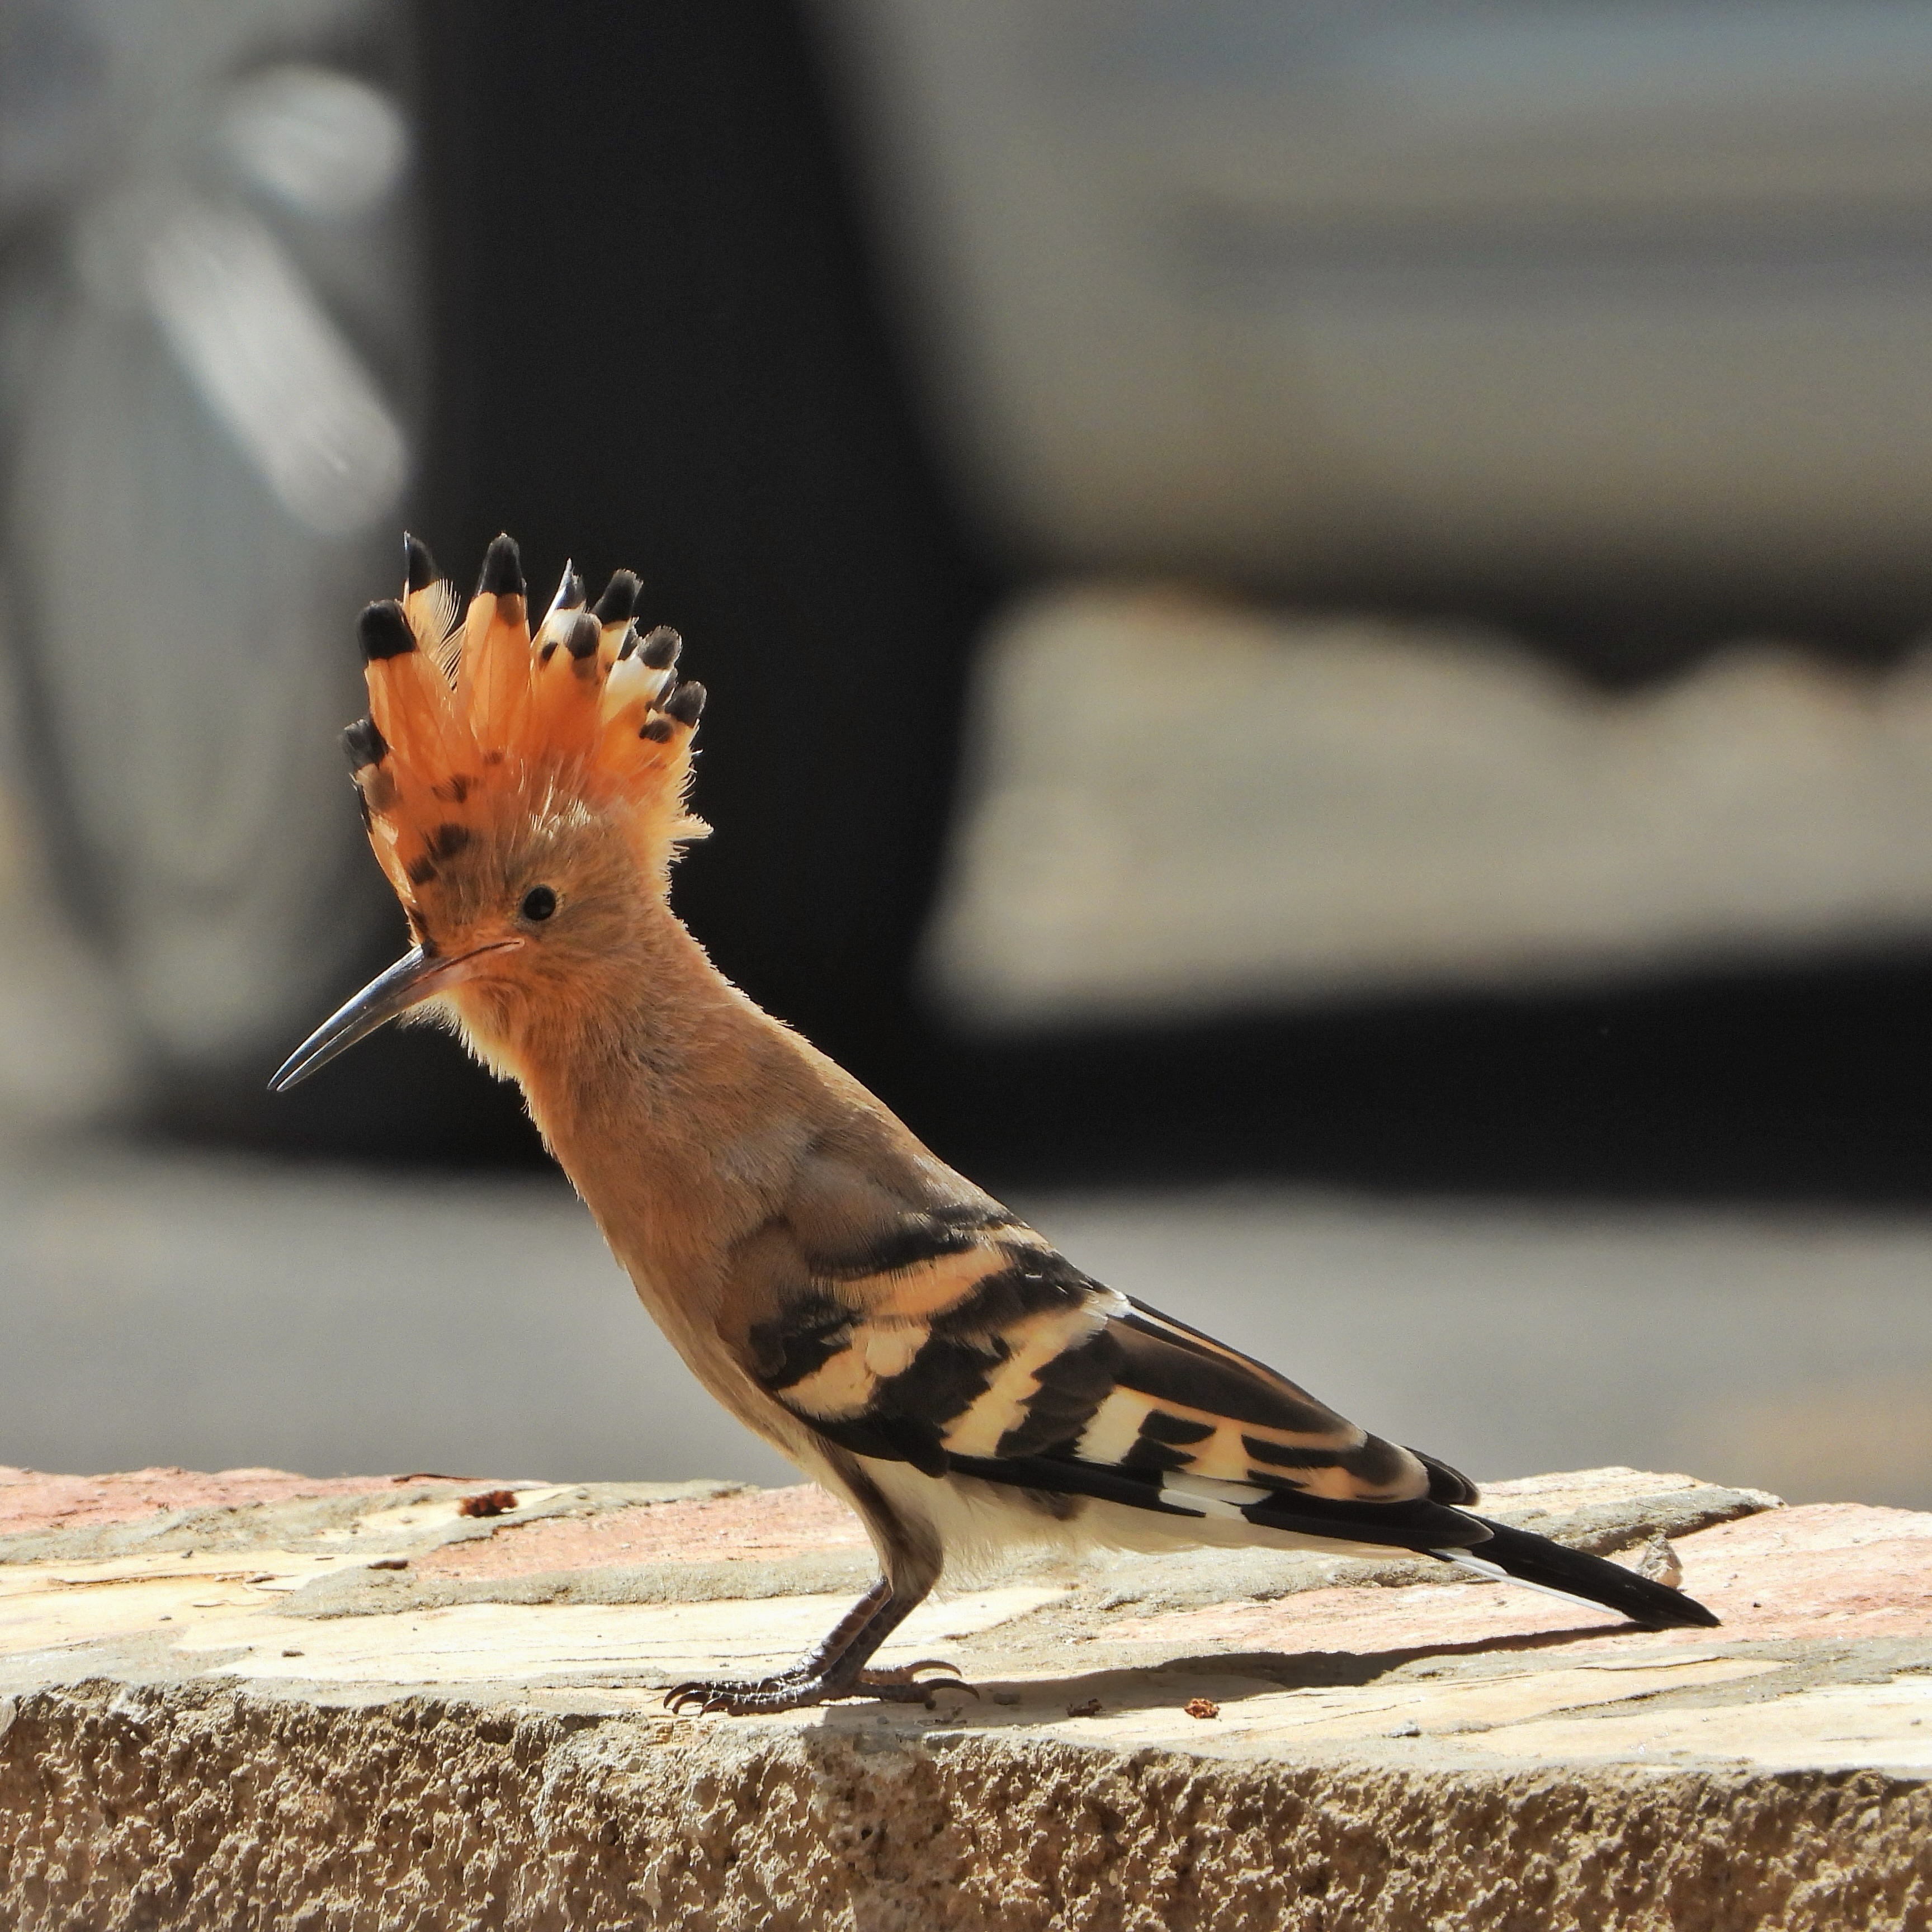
[856,1458,1415,1581]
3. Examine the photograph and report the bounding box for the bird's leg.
[807,1580,973,1701]
[665,1576,968,1716]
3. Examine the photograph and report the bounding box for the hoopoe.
[273,535,1717,1714]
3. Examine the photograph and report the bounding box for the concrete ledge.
[2,1465,1929,1929]
[5,1684,1928,1930]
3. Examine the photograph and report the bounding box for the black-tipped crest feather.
[342,716,388,770]
[639,625,681,670]
[358,600,415,661]
[594,570,640,625]
[403,533,438,594]
[477,533,525,599]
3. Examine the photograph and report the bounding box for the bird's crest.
[346,533,706,909]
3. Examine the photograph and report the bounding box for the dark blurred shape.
[940,952,1932,1207]
[405,0,996,1111]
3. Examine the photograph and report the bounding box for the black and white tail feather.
[1433,1517,1712,1627]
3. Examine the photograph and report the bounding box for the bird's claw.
[865,1661,981,1708]
[663,1675,795,1715]
[863,1656,962,1682]
[663,1658,977,1717]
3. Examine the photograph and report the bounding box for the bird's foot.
[664,1658,971,1717]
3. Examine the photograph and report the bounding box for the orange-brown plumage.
[273,532,1720,1716]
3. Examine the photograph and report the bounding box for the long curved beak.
[268,941,520,1092]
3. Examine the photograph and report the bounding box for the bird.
[272,533,1719,1714]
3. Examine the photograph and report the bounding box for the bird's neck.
[479,901,859,1339]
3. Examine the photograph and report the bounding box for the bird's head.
[271,532,706,1090]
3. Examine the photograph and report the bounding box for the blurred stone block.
[926,586,1932,1027]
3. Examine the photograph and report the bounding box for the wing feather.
[730,1197,1717,1623]
[739,1211,1459,1532]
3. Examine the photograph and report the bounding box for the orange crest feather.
[344,534,707,907]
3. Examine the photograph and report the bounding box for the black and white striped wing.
[743,1215,1486,1552]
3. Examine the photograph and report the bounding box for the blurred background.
[4,0,1931,1508]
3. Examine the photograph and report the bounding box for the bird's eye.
[520,885,558,922]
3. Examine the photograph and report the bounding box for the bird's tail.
[1441,1514,1720,1629]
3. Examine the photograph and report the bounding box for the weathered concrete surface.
[1,1464,1928,1930]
